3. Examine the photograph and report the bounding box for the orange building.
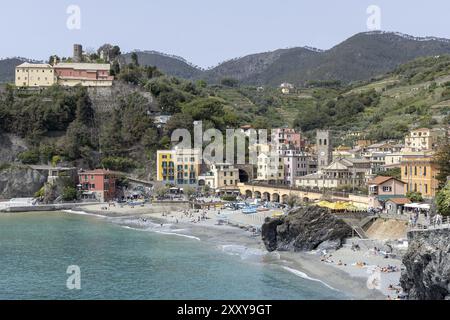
[78,169,117,202]
[401,152,440,198]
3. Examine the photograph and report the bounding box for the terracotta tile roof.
[387,198,411,205]
[79,169,114,175]
[368,176,393,185]
[368,176,406,185]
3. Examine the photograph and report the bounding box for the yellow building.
[156,149,201,185]
[15,63,56,87]
[401,152,440,198]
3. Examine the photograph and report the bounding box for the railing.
[409,216,450,231]
[244,182,367,198]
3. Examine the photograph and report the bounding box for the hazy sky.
[1,0,450,68]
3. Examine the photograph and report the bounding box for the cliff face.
[400,229,450,300]
[261,206,352,252]
[0,133,27,163]
[0,166,47,198]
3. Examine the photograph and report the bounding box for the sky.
[1,0,450,68]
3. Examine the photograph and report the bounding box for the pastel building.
[272,128,304,151]
[156,148,202,186]
[401,152,440,198]
[54,63,114,87]
[256,152,284,183]
[404,128,446,152]
[280,149,310,186]
[198,163,240,190]
[78,169,117,202]
[295,158,370,190]
[15,63,56,87]
[368,176,407,209]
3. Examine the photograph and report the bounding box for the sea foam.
[282,266,339,291]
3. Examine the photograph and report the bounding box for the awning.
[404,203,430,210]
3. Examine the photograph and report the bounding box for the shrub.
[62,186,78,201]
[406,191,424,202]
[436,183,450,216]
[18,150,40,164]
[101,157,137,172]
[221,195,237,202]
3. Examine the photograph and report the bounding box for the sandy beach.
[71,202,403,300]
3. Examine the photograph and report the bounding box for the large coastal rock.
[0,166,47,198]
[261,206,352,252]
[400,229,450,300]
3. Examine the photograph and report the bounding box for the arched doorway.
[272,193,280,203]
[254,191,261,199]
[263,192,271,201]
[238,169,250,183]
[281,194,289,204]
[245,190,253,198]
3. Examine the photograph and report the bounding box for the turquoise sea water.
[0,212,345,300]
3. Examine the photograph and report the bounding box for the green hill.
[0,58,27,83]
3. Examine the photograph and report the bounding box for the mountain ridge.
[2,31,450,85]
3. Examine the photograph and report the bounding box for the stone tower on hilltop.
[317,130,333,171]
[73,44,83,62]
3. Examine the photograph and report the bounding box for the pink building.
[54,63,114,87]
[272,128,305,150]
[368,176,407,209]
[78,169,117,202]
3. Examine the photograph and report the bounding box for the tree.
[181,98,225,122]
[75,88,94,126]
[131,52,139,66]
[48,55,60,65]
[165,113,194,137]
[383,168,401,180]
[154,185,169,198]
[434,141,450,189]
[436,182,450,216]
[406,191,424,203]
[110,61,120,76]
[221,78,239,87]
[286,195,299,208]
[62,186,78,201]
[18,150,40,164]
[183,186,196,200]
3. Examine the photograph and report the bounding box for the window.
[382,186,392,192]
[91,184,95,189]
[423,166,427,176]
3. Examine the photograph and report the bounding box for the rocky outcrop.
[400,229,450,300]
[0,133,28,163]
[0,165,47,198]
[261,206,352,252]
